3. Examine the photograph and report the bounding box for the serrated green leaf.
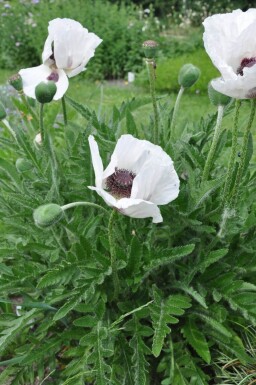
[143,244,195,280]
[73,315,96,327]
[53,296,80,321]
[150,289,191,357]
[37,265,78,288]
[182,319,211,364]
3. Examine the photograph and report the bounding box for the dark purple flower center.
[47,72,59,82]
[106,167,136,198]
[237,57,256,76]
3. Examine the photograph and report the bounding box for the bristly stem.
[202,105,224,182]
[61,96,68,126]
[170,86,184,138]
[62,201,108,213]
[108,209,120,299]
[146,59,159,144]
[230,98,256,207]
[221,99,242,207]
[39,103,45,142]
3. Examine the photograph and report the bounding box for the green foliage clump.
[0,70,256,384]
[0,0,160,80]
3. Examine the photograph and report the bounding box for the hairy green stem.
[230,99,256,207]
[202,105,224,182]
[108,209,120,299]
[62,201,108,213]
[39,103,45,143]
[221,99,242,207]
[61,96,68,126]
[146,59,159,144]
[170,86,184,137]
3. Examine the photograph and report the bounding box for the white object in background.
[128,72,135,83]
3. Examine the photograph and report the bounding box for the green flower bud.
[15,158,33,173]
[178,64,201,88]
[33,204,64,228]
[35,81,57,104]
[0,102,7,121]
[9,73,23,92]
[142,40,159,59]
[208,82,232,106]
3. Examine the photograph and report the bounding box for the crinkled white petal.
[42,18,102,76]
[88,135,104,188]
[103,134,173,180]
[131,158,180,205]
[19,64,69,100]
[203,9,256,72]
[88,187,162,223]
[88,135,179,223]
[116,198,163,223]
[212,64,256,98]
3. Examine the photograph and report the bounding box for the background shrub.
[0,0,160,79]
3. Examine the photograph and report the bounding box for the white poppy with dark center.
[19,18,102,100]
[203,9,256,99]
[88,135,180,223]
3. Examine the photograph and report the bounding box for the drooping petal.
[88,186,117,208]
[88,135,104,188]
[116,198,163,223]
[131,158,180,205]
[203,9,256,99]
[19,65,68,100]
[212,65,256,99]
[42,18,102,76]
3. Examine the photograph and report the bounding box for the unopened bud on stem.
[142,40,158,59]
[178,63,201,88]
[16,158,33,173]
[35,81,57,104]
[33,204,63,228]
[9,74,23,92]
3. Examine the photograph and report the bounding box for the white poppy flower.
[19,18,102,100]
[203,9,256,99]
[88,135,180,223]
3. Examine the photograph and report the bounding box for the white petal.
[131,158,180,204]
[42,34,54,65]
[88,135,104,188]
[19,65,68,100]
[103,134,172,179]
[212,65,256,99]
[42,18,102,75]
[116,198,163,223]
[203,9,256,75]
[88,186,117,207]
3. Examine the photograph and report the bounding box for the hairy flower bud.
[16,158,33,173]
[33,203,64,228]
[208,82,232,106]
[9,73,23,92]
[0,102,7,120]
[178,64,201,88]
[35,81,57,103]
[142,40,158,59]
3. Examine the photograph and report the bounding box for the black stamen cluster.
[237,57,256,76]
[106,167,136,199]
